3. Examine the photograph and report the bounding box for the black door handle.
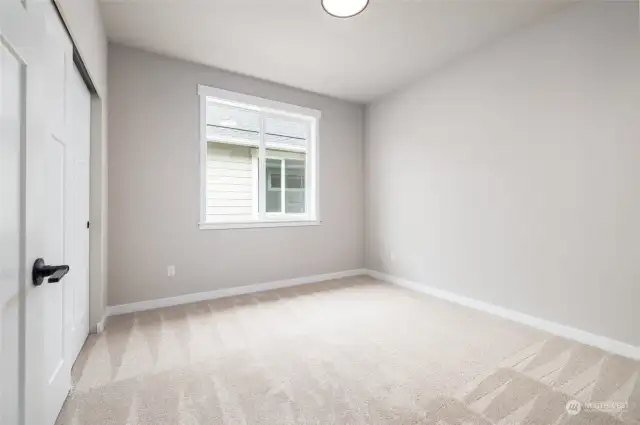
[32,258,70,286]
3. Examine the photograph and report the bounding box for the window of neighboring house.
[198,85,320,229]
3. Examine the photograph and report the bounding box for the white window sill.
[199,220,321,230]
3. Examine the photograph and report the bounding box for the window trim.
[198,85,320,230]
[198,85,322,120]
[199,220,321,231]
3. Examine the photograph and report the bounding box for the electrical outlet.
[167,265,176,277]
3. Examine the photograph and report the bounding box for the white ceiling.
[100,0,569,103]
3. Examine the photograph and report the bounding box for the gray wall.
[108,44,364,306]
[366,2,640,345]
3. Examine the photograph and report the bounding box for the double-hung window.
[198,85,320,229]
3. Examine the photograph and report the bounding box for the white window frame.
[265,155,306,218]
[198,85,320,230]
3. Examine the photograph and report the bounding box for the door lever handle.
[32,258,70,286]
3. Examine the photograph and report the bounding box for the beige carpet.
[56,276,640,424]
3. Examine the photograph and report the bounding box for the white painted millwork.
[0,11,25,425]
[107,269,367,316]
[368,270,640,361]
[40,7,74,424]
[55,0,109,335]
[199,84,320,229]
[1,2,51,424]
[65,62,91,367]
[206,144,308,223]
[0,1,91,424]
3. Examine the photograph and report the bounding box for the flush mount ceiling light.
[322,0,369,18]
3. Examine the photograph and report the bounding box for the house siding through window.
[206,143,255,222]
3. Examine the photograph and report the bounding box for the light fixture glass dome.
[322,0,369,18]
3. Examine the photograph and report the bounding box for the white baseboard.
[107,269,366,317]
[366,269,640,360]
[95,316,106,334]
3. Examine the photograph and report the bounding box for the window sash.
[200,88,318,226]
[256,111,311,220]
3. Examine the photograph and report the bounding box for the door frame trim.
[52,4,96,96]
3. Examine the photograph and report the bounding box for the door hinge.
[87,221,90,229]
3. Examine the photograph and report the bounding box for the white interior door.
[34,3,75,425]
[0,1,46,424]
[1,1,89,424]
[65,62,91,364]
